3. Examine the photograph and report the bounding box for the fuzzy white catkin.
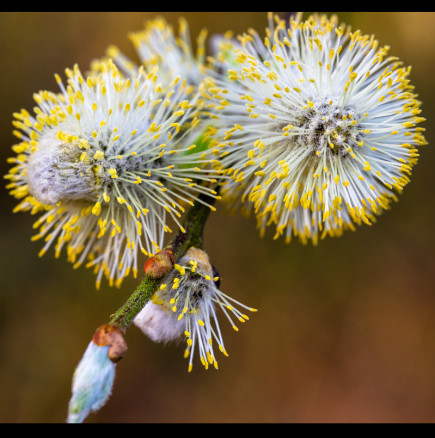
[26,130,99,205]
[7,59,221,289]
[134,247,257,372]
[204,13,426,245]
[67,342,115,423]
[134,301,186,343]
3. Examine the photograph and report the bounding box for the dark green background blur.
[0,12,434,423]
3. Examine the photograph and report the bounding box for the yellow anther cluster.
[7,47,221,289]
[134,248,256,372]
[204,12,426,246]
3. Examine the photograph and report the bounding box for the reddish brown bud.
[92,324,127,363]
[144,248,174,278]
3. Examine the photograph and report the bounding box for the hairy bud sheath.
[67,341,116,423]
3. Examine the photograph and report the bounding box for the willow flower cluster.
[203,12,426,244]
[6,12,426,384]
[6,58,220,289]
[134,247,257,372]
[102,16,208,89]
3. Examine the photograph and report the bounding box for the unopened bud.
[144,248,174,278]
[92,324,127,363]
[67,342,116,423]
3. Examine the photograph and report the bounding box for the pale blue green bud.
[67,342,116,423]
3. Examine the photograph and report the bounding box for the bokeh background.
[0,12,434,423]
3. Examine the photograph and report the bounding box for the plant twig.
[67,189,219,423]
[108,190,216,333]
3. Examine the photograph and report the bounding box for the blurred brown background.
[0,12,434,423]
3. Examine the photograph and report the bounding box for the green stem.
[108,190,216,331]
[108,276,159,330]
